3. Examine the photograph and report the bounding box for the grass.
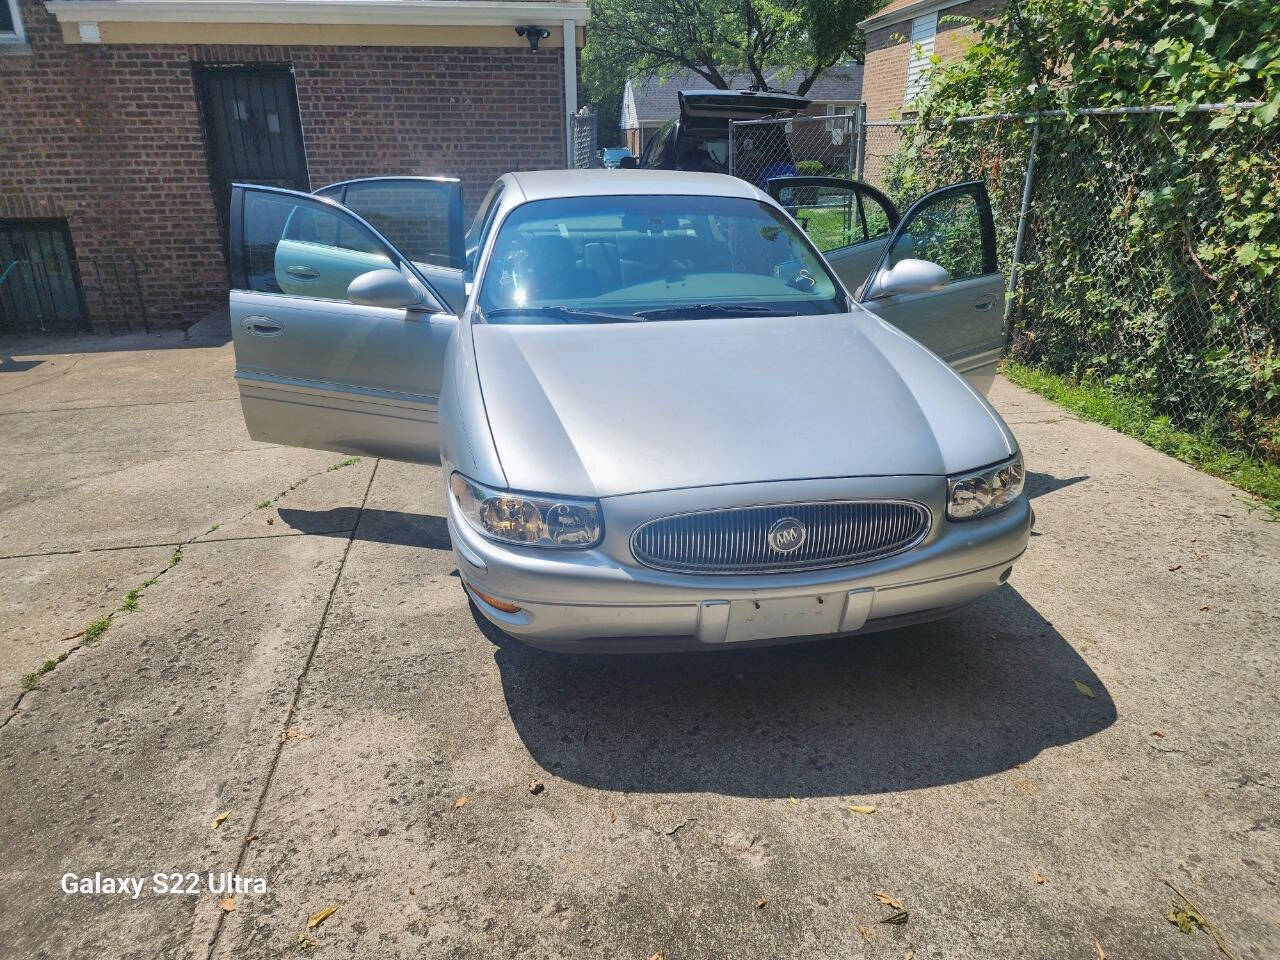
[328,456,361,472]
[1002,360,1280,516]
[83,617,111,644]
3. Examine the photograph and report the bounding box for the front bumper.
[448,474,1031,653]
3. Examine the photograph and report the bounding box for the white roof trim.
[44,1,590,26]
[859,0,962,32]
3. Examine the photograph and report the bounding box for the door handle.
[242,316,283,337]
[973,299,994,311]
[285,265,319,281]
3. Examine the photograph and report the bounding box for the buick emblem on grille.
[767,517,807,553]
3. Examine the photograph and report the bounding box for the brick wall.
[861,0,1002,121]
[0,0,570,328]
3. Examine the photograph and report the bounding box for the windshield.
[476,194,845,324]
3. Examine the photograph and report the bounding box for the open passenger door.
[228,183,461,464]
[857,180,1004,394]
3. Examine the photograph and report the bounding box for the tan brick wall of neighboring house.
[0,0,571,328]
[861,0,1002,121]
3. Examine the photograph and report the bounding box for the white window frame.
[904,11,937,105]
[1,0,26,43]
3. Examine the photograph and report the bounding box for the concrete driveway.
[1,318,1277,959]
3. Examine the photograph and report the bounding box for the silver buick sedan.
[228,169,1029,652]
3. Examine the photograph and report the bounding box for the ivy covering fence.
[883,0,1278,466]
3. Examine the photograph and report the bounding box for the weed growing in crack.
[255,500,272,510]
[119,587,142,613]
[170,548,183,566]
[328,457,360,472]
[83,618,110,644]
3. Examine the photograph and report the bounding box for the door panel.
[767,177,899,292]
[230,184,453,464]
[315,177,467,314]
[859,180,1004,394]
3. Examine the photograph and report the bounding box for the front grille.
[630,500,931,574]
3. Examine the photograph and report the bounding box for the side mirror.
[869,258,951,298]
[618,156,639,169]
[347,269,422,309]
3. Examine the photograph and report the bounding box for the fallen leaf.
[857,924,871,941]
[650,953,663,960]
[1034,871,1045,885]
[212,811,230,829]
[307,904,339,929]
[1073,679,1095,698]
[1166,901,1209,936]
[1094,937,1106,959]
[528,779,544,795]
[280,727,307,742]
[453,795,468,811]
[755,897,768,910]
[788,794,799,805]
[266,516,275,525]
[608,808,617,823]
[1168,564,1181,572]
[905,951,915,960]
[880,910,909,925]
[874,890,904,911]
[1199,604,1209,611]
[296,934,316,950]
[847,804,876,815]
[218,896,236,912]
[1151,730,1164,738]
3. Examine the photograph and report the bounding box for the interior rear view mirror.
[347,269,423,309]
[869,258,951,298]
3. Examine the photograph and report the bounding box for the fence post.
[855,102,868,180]
[727,120,737,178]
[1003,116,1040,349]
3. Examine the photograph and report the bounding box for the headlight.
[449,473,602,548]
[947,453,1025,521]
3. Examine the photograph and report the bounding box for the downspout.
[563,19,578,166]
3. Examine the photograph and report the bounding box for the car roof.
[507,169,768,203]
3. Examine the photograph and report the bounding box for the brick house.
[620,63,863,157]
[0,0,588,333]
[858,0,1002,121]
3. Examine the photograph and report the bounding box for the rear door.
[313,177,467,314]
[858,180,1004,394]
[229,184,458,464]
[768,177,899,291]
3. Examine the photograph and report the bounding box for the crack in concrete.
[0,395,238,417]
[0,529,355,562]
[2,457,370,724]
[203,458,379,959]
[0,356,84,398]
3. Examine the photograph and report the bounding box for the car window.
[887,189,988,281]
[642,121,675,168]
[860,190,894,241]
[243,190,396,300]
[774,183,864,253]
[465,181,505,270]
[476,194,845,324]
[339,180,458,268]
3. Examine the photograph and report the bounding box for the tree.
[582,0,884,104]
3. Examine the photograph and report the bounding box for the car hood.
[472,311,1016,499]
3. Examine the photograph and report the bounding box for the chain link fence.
[732,104,1277,463]
[569,107,600,169]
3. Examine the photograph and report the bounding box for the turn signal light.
[469,587,521,614]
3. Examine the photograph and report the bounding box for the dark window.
[0,220,89,336]
[0,2,16,33]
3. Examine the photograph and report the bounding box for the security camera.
[515,25,550,51]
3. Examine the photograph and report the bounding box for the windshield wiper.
[634,303,789,321]
[484,305,644,324]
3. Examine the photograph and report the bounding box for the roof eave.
[43,1,591,26]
